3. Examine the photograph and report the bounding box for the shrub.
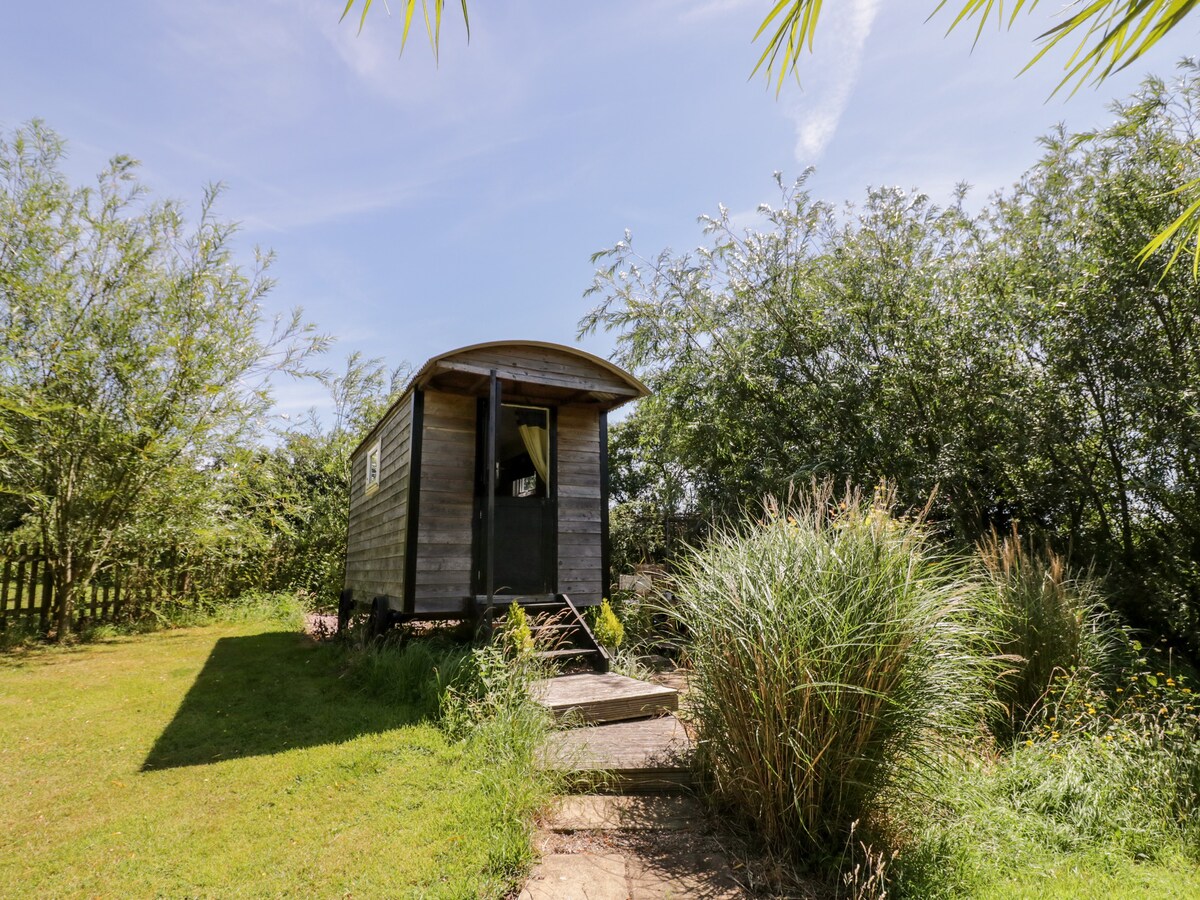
[979,528,1127,738]
[591,598,625,651]
[500,601,534,658]
[0,618,41,652]
[890,658,1200,896]
[610,500,669,577]
[674,481,995,858]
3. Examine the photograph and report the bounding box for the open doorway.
[474,403,557,595]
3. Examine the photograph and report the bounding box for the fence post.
[1,554,10,630]
[14,544,28,620]
[39,553,54,635]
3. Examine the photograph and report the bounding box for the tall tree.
[579,64,1200,648]
[0,122,328,638]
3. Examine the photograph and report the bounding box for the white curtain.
[518,424,550,486]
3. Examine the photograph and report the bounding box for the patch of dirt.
[304,613,338,639]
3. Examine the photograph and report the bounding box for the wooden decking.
[534,671,692,791]
[533,673,678,724]
[539,715,693,791]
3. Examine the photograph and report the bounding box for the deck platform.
[532,672,678,724]
[538,714,694,792]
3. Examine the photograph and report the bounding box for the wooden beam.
[437,360,643,396]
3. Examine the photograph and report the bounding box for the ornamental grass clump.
[674,482,994,858]
[979,527,1127,739]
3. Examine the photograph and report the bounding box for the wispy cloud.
[781,0,881,163]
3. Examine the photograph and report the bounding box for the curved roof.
[353,340,648,458]
[410,339,649,399]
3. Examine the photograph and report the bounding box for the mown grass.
[0,620,545,898]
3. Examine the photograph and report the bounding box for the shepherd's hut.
[339,341,649,634]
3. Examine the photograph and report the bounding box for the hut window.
[496,405,550,498]
[365,440,381,493]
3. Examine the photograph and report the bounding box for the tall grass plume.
[979,526,1127,739]
[674,481,996,858]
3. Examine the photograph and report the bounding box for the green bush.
[609,500,669,577]
[591,598,625,651]
[673,482,996,858]
[0,618,41,652]
[500,601,534,658]
[979,529,1127,739]
[343,635,473,721]
[890,659,1200,896]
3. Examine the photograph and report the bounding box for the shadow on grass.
[143,631,414,770]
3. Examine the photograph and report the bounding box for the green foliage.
[341,0,469,55]
[979,529,1129,738]
[672,481,996,859]
[590,598,625,651]
[609,499,670,578]
[344,635,472,721]
[0,617,41,652]
[0,121,327,638]
[499,600,534,658]
[757,2,1200,95]
[581,64,1200,653]
[886,658,1200,897]
[246,353,408,605]
[753,2,1200,271]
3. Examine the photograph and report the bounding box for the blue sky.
[3,1,1195,422]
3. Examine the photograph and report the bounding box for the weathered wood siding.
[344,393,413,601]
[413,392,477,614]
[557,405,603,605]
[447,345,634,396]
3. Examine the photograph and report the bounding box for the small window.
[365,441,381,493]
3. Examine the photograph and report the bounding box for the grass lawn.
[0,622,530,898]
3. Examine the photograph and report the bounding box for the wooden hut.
[340,340,649,630]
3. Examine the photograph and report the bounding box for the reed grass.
[673,482,996,858]
[979,527,1127,739]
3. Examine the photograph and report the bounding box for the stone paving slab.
[520,846,746,900]
[519,853,630,900]
[544,794,701,831]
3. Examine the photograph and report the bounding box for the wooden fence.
[1,544,126,633]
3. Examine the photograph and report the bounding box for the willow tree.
[0,122,327,638]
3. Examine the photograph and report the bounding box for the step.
[533,673,678,724]
[529,623,579,632]
[535,648,601,661]
[538,714,693,792]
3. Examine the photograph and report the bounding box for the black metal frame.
[402,389,425,615]
[599,410,610,600]
[471,390,559,607]
[486,371,499,620]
